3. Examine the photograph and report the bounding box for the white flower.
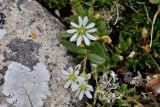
[128,51,136,58]
[62,66,85,91]
[74,81,93,100]
[67,16,97,46]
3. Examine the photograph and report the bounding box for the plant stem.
[83,56,87,72]
[123,95,144,107]
[113,0,119,25]
[147,53,160,72]
[150,5,160,47]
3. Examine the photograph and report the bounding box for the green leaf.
[112,54,120,62]
[149,0,160,4]
[59,31,71,38]
[88,7,94,17]
[88,53,105,65]
[91,42,109,59]
[76,5,87,16]
[117,36,132,53]
[126,37,132,48]
[61,40,87,55]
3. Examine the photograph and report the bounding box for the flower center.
[78,27,86,35]
[69,72,77,81]
[79,83,87,90]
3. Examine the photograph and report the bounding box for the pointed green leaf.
[91,42,108,58]
[61,40,86,55]
[88,7,94,17]
[59,31,72,38]
[88,53,105,65]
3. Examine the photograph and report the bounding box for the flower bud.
[119,55,123,61]
[141,27,148,39]
[101,36,112,44]
[94,13,100,19]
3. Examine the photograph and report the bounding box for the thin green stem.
[147,53,160,72]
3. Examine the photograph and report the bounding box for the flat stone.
[0,0,83,106]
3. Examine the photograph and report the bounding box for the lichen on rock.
[2,62,50,107]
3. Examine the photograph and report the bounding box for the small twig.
[150,5,160,47]
[143,4,151,22]
[125,2,139,14]
[137,2,151,22]
[105,44,113,54]
[83,56,87,72]
[147,52,160,72]
[22,85,33,107]
[116,91,144,106]
[123,95,144,107]
[113,0,119,25]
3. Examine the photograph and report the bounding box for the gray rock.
[0,0,84,106]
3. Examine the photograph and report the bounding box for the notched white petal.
[62,70,69,75]
[67,29,77,33]
[69,67,74,73]
[83,36,91,46]
[85,91,92,99]
[79,91,85,100]
[70,33,78,42]
[77,36,83,46]
[71,22,79,28]
[83,16,88,27]
[71,83,78,91]
[75,70,79,76]
[78,16,83,27]
[64,81,71,89]
[77,77,85,83]
[87,29,97,33]
[87,85,93,91]
[86,33,96,40]
[85,23,95,29]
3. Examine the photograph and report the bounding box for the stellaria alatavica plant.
[59,0,160,106]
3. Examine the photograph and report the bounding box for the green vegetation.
[38,0,160,106]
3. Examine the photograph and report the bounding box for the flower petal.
[78,16,83,27]
[86,33,96,40]
[87,85,93,91]
[71,83,78,91]
[76,36,83,46]
[75,70,79,76]
[85,91,92,99]
[61,75,68,79]
[70,33,78,42]
[67,29,77,33]
[69,67,74,73]
[83,36,91,46]
[64,81,71,89]
[77,76,85,83]
[87,29,97,33]
[75,90,80,97]
[62,70,69,75]
[71,22,79,28]
[83,16,88,27]
[79,91,85,100]
[85,23,95,29]
[75,64,81,71]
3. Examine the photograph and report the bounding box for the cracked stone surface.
[0,0,84,107]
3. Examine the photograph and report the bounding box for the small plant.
[38,0,160,106]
